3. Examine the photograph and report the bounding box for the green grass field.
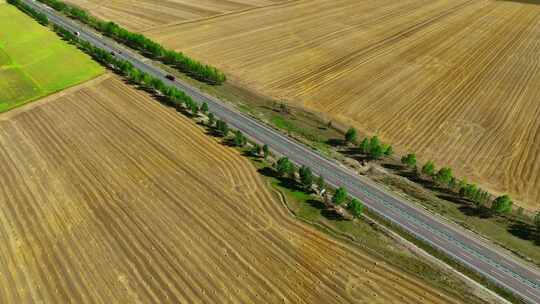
[0,3,103,112]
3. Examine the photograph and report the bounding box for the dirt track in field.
[65,0,287,31]
[0,75,463,303]
[143,0,540,210]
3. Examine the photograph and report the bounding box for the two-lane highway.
[23,1,540,302]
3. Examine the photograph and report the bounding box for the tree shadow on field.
[381,163,405,172]
[322,209,345,221]
[205,129,223,138]
[508,220,534,241]
[258,167,276,178]
[306,199,326,210]
[326,138,344,147]
[457,204,492,219]
[507,218,540,246]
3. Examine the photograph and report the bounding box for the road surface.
[22,1,540,303]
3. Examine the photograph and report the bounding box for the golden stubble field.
[0,75,461,303]
[144,0,540,210]
[65,0,287,31]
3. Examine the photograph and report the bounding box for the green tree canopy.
[369,136,380,151]
[491,195,513,215]
[345,127,358,144]
[207,112,215,126]
[435,167,453,186]
[299,165,314,190]
[369,144,384,160]
[421,161,436,176]
[275,157,294,177]
[384,145,393,156]
[359,138,370,154]
[201,102,209,113]
[332,187,348,206]
[401,153,417,168]
[348,199,364,217]
[233,130,247,147]
[215,120,229,137]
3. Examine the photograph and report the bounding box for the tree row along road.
[22,0,540,303]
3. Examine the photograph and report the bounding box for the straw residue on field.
[147,0,540,210]
[0,75,462,303]
[65,0,287,31]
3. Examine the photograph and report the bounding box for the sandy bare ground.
[144,0,540,210]
[0,76,462,303]
[65,0,288,31]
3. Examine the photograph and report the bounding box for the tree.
[344,127,357,144]
[401,153,417,169]
[215,120,229,137]
[262,144,270,160]
[150,77,165,92]
[369,144,384,160]
[128,68,143,83]
[368,136,384,159]
[458,179,467,193]
[359,138,370,154]
[448,177,457,191]
[421,161,436,177]
[332,187,347,206]
[535,212,540,232]
[348,199,364,217]
[384,145,393,156]
[491,195,513,215]
[434,167,453,186]
[201,102,209,114]
[233,130,247,147]
[141,73,153,88]
[299,166,314,190]
[207,113,215,126]
[190,102,199,115]
[275,157,293,177]
[460,183,479,202]
[369,136,381,151]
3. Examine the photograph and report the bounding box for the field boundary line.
[141,0,302,33]
[0,73,111,121]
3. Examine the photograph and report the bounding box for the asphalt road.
[24,1,540,302]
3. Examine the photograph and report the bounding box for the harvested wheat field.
[146,0,540,210]
[0,74,465,303]
[64,0,287,31]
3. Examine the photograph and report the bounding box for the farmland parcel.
[0,75,469,303]
[0,2,103,112]
[141,0,540,210]
[64,0,288,31]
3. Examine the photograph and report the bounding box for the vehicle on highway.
[166,74,175,81]
[74,31,80,36]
